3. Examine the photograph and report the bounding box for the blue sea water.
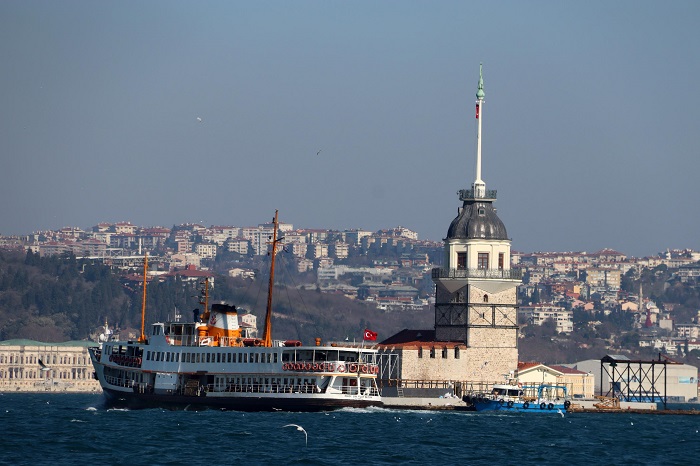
[0,394,698,466]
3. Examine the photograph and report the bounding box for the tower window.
[478,208,485,216]
[478,253,489,270]
[498,253,504,270]
[430,347,435,359]
[442,347,448,359]
[483,294,488,303]
[457,252,467,270]
[454,347,460,359]
[418,347,423,358]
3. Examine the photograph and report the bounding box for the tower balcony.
[431,267,522,280]
[458,188,497,201]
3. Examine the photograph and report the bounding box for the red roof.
[517,361,543,371]
[549,364,587,375]
[377,329,465,349]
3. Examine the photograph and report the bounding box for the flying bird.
[196,117,202,122]
[38,359,50,372]
[282,424,308,446]
[316,150,322,156]
[557,408,565,418]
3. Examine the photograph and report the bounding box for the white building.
[225,238,249,255]
[529,305,573,334]
[194,243,217,259]
[0,340,101,393]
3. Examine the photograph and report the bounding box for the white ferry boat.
[88,211,382,411]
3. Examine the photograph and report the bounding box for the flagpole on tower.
[473,63,486,198]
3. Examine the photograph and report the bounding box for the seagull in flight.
[196,117,202,122]
[282,424,308,446]
[38,359,51,372]
[316,149,322,156]
[557,408,565,418]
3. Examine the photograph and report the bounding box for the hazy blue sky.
[1,1,698,257]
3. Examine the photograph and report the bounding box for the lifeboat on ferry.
[242,338,262,347]
[283,340,302,347]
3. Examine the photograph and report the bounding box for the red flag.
[363,329,377,341]
[475,104,480,119]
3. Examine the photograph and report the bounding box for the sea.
[1,393,698,466]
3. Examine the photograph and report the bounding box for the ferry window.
[254,353,258,363]
[206,353,211,363]
[454,347,460,359]
[196,354,200,363]
[430,347,435,359]
[267,353,271,364]
[418,347,423,358]
[442,348,448,359]
[176,353,180,363]
[274,353,278,363]
[238,353,242,363]
[243,354,248,363]
[217,353,221,363]
[282,353,290,362]
[227,353,232,363]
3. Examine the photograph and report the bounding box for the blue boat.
[466,383,571,413]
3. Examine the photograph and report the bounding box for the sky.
[1,1,699,258]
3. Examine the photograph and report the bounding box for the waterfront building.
[567,357,698,402]
[378,65,522,386]
[516,362,594,399]
[0,340,101,393]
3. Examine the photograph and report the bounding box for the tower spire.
[473,63,486,198]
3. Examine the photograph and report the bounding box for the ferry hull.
[102,387,382,412]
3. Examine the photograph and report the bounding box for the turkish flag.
[475,104,480,119]
[363,329,377,341]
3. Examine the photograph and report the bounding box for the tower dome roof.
[446,201,508,240]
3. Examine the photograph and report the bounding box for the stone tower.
[432,65,521,368]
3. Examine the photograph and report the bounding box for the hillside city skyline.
[3,217,696,259]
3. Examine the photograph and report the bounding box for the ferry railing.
[205,382,324,394]
[202,382,379,397]
[165,335,245,347]
[165,335,198,346]
[104,374,137,389]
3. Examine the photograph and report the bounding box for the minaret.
[431,64,521,380]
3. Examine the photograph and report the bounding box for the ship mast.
[138,253,148,343]
[199,277,210,321]
[262,210,280,347]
